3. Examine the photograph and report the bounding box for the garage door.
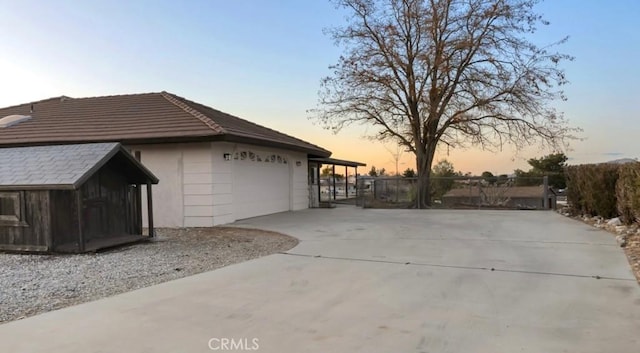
[232,150,291,220]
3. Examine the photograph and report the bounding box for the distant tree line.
[363,152,569,201]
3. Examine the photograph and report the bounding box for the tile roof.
[0,92,331,157]
[0,143,158,190]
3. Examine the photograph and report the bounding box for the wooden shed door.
[80,166,135,241]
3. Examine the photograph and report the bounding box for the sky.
[0,0,638,175]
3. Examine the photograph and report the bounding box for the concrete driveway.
[1,209,639,352]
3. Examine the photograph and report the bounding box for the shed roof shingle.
[0,92,331,157]
[0,143,158,190]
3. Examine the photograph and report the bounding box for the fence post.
[332,164,336,202]
[543,175,549,209]
[345,165,348,199]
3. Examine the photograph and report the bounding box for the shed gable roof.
[0,92,331,157]
[0,143,158,190]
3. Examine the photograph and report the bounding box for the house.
[0,92,361,227]
[0,143,158,252]
[442,185,556,209]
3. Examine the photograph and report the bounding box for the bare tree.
[311,0,578,207]
[384,141,404,176]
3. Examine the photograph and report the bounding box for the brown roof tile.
[0,92,331,157]
[165,92,330,154]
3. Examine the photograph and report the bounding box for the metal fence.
[357,176,555,210]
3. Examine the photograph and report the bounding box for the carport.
[308,157,366,207]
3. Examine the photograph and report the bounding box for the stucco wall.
[130,144,185,228]
[210,142,234,225]
[291,158,309,211]
[182,143,215,227]
[129,142,309,228]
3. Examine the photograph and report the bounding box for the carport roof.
[308,157,366,167]
[0,142,158,190]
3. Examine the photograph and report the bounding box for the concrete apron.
[1,209,639,353]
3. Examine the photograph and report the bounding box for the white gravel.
[0,227,297,323]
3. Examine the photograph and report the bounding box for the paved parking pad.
[0,209,638,352]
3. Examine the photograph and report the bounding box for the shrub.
[565,166,583,212]
[565,164,620,218]
[616,163,640,224]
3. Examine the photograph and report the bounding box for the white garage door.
[232,151,291,220]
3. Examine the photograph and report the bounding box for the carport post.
[543,175,549,209]
[355,167,358,200]
[345,166,348,198]
[317,165,321,205]
[332,164,336,201]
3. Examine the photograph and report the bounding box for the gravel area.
[0,227,297,324]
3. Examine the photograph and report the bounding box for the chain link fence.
[357,176,555,210]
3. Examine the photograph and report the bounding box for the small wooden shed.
[0,143,159,253]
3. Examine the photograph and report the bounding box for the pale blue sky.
[0,0,638,174]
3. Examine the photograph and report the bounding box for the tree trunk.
[415,143,437,208]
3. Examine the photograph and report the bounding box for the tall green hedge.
[566,162,640,224]
[616,163,640,224]
[566,164,620,218]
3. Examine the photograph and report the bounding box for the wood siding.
[0,191,51,252]
[50,190,80,252]
[80,162,141,244]
[0,163,145,253]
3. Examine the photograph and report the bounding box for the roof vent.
[0,115,32,128]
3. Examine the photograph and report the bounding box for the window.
[0,192,21,224]
[232,150,288,164]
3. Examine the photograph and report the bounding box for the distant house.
[442,185,556,209]
[0,143,158,252]
[0,92,362,227]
